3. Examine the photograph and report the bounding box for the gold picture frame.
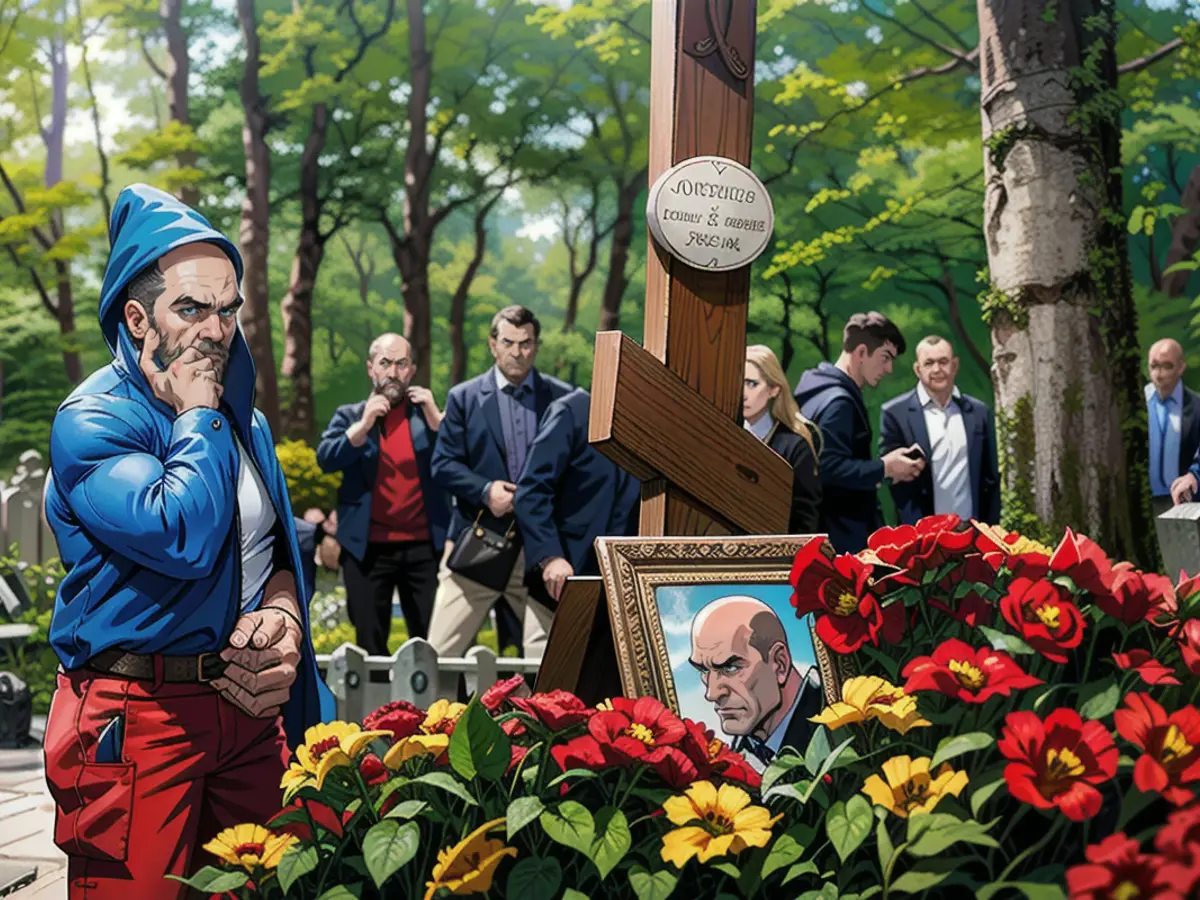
[594,535,853,720]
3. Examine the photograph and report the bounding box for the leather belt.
[85,649,228,684]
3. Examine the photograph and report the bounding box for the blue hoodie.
[44,184,333,746]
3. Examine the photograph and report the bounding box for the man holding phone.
[881,335,1001,525]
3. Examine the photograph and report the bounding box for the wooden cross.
[537,0,792,702]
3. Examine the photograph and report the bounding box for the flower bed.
[180,517,1196,899]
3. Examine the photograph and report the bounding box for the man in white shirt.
[880,335,1001,525]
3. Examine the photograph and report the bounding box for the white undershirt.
[236,436,277,610]
[918,383,973,519]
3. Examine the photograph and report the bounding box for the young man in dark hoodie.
[795,312,925,553]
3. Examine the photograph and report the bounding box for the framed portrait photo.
[594,535,852,769]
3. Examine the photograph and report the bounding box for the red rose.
[1000,577,1087,664]
[1099,564,1175,626]
[902,638,1042,704]
[480,674,530,712]
[362,700,424,742]
[588,697,687,767]
[510,690,595,731]
[1046,528,1116,599]
[863,514,976,583]
[998,708,1118,821]
[1111,650,1181,687]
[1066,833,1183,900]
[1114,693,1200,806]
[358,753,388,787]
[791,539,904,654]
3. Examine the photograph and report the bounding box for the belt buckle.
[197,652,225,683]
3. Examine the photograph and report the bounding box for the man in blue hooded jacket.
[41,184,333,899]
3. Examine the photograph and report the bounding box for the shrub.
[0,547,66,713]
[276,438,341,513]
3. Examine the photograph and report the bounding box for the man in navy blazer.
[428,306,572,659]
[880,335,1000,525]
[515,388,641,603]
[317,333,449,654]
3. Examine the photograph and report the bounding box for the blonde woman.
[744,345,823,533]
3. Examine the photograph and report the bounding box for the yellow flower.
[810,675,930,735]
[660,781,782,868]
[384,733,452,768]
[974,521,1053,558]
[204,823,296,871]
[862,755,969,818]
[280,721,392,793]
[423,699,467,735]
[596,699,615,711]
[424,817,516,899]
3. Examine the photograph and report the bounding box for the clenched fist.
[213,607,301,719]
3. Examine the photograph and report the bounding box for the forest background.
[0,0,1197,533]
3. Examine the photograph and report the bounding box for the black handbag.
[446,510,521,591]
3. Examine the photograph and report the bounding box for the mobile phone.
[94,715,125,764]
[905,446,925,460]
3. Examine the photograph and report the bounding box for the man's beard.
[155,328,230,382]
[373,376,409,407]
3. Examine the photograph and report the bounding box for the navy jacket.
[316,400,449,562]
[431,367,573,542]
[880,387,1001,526]
[795,362,883,554]
[514,389,641,576]
[1169,386,1200,483]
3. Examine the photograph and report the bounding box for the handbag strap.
[473,507,516,540]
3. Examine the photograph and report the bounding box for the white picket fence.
[1,450,55,566]
[315,638,541,722]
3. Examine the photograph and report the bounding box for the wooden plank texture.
[534,577,624,704]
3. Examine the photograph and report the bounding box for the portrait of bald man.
[688,595,825,770]
[1141,339,1200,514]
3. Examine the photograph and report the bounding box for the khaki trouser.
[426,542,554,660]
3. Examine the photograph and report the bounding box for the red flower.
[1181,621,1200,677]
[266,800,312,842]
[362,700,424,742]
[358,753,388,787]
[927,555,996,627]
[480,674,530,712]
[589,697,687,765]
[303,798,345,838]
[550,734,608,773]
[1099,564,1175,626]
[790,539,904,654]
[1156,804,1200,897]
[863,514,976,583]
[680,719,760,788]
[510,690,595,731]
[507,744,529,775]
[1047,528,1116,599]
[500,717,526,738]
[1111,650,1181,687]
[1114,693,1200,806]
[1000,578,1088,664]
[902,638,1042,704]
[1066,833,1183,900]
[998,708,1118,821]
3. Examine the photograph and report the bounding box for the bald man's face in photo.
[690,624,788,736]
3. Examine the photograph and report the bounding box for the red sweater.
[368,403,431,543]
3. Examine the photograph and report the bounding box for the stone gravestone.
[1156,502,1200,578]
[0,451,48,564]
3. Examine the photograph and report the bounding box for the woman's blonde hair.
[746,344,823,459]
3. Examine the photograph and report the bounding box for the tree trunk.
[449,197,499,386]
[598,171,644,332]
[161,0,198,207]
[236,0,281,435]
[1164,163,1200,298]
[978,0,1152,566]
[279,103,328,441]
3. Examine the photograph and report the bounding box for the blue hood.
[101,184,257,431]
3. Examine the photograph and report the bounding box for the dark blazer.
[514,389,640,577]
[1175,386,1200,477]
[879,387,1001,525]
[431,367,573,542]
[733,665,825,762]
[765,421,822,534]
[316,400,449,562]
[293,517,319,601]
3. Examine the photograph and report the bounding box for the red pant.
[44,670,289,900]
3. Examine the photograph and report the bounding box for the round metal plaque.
[645,155,775,273]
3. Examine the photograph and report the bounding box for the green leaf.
[977,883,1067,900]
[1078,680,1121,720]
[546,768,602,789]
[540,801,596,854]
[317,887,363,900]
[858,643,901,681]
[507,796,546,840]
[1128,205,1146,234]
[628,864,679,900]
[373,777,410,813]
[826,795,873,862]
[563,890,590,900]
[783,860,820,885]
[588,806,632,880]
[1117,787,1158,831]
[762,752,807,795]
[277,844,319,895]
[765,780,813,804]
[977,625,1034,655]
[906,814,999,857]
[448,695,512,782]
[506,855,563,900]
[931,732,994,768]
[384,799,428,821]
[166,867,249,892]
[413,771,478,806]
[798,884,839,900]
[890,866,951,893]
[876,818,895,874]
[712,861,741,879]
[804,725,832,776]
[762,831,807,880]
[970,777,1007,818]
[802,736,856,802]
[363,819,420,888]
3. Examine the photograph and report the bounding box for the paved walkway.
[0,718,67,898]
